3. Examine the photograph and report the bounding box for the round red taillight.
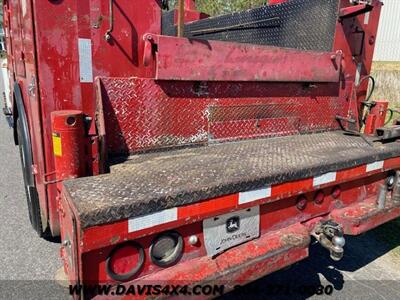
[296,196,307,210]
[106,242,144,282]
[314,191,325,205]
[332,186,341,199]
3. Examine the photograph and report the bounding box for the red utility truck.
[3,0,400,298]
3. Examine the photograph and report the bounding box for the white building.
[374,0,400,61]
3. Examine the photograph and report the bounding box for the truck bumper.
[92,198,400,299]
[330,197,400,235]
[94,223,311,299]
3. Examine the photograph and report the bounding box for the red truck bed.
[6,0,398,295]
[63,131,400,229]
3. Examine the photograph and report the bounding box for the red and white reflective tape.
[238,187,272,205]
[128,208,178,232]
[126,158,398,233]
[313,172,337,187]
[366,161,384,172]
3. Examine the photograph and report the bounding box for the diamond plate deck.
[98,77,346,155]
[162,0,339,52]
[63,131,400,229]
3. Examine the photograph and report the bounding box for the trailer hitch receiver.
[312,220,345,261]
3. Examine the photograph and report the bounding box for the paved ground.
[0,115,67,299]
[1,88,400,299]
[2,115,400,299]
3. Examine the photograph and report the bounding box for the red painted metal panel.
[91,223,310,296]
[77,172,400,287]
[331,197,400,235]
[3,0,386,236]
[334,0,383,128]
[152,35,342,82]
[5,0,164,234]
[5,0,53,231]
[370,100,389,129]
[59,193,80,285]
[83,222,207,285]
[78,158,400,253]
[364,100,389,135]
[365,114,377,135]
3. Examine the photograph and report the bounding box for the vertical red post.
[177,0,185,37]
[51,111,87,184]
[364,100,389,135]
[174,0,204,25]
[371,100,389,129]
[364,114,377,135]
[185,0,196,10]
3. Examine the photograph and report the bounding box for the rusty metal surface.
[331,197,400,235]
[92,223,310,299]
[162,0,339,52]
[64,131,400,228]
[153,34,342,82]
[98,77,347,155]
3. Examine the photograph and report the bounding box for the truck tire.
[16,117,48,237]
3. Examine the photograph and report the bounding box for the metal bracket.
[376,126,400,141]
[339,3,373,19]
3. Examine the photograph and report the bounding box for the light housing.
[150,231,183,267]
[106,241,144,282]
[296,196,307,210]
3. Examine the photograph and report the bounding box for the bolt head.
[369,36,375,45]
[188,235,199,245]
[387,176,395,189]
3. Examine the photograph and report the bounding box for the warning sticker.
[52,133,62,157]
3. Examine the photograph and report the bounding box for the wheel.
[16,117,49,237]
